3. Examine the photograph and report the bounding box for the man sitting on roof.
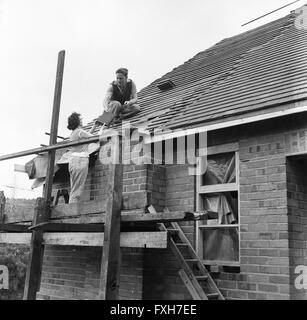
[103,68,140,123]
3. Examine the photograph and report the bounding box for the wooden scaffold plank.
[0,231,168,248]
[43,231,167,248]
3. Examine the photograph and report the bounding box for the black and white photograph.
[0,0,307,305]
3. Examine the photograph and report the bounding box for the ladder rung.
[185,259,198,262]
[207,293,219,299]
[167,229,179,235]
[163,223,225,300]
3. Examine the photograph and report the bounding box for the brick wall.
[52,157,109,204]
[52,132,164,212]
[52,132,201,215]
[286,157,307,300]
[41,132,168,300]
[37,245,144,300]
[232,131,290,300]
[145,138,291,300]
[143,118,300,300]
[142,164,195,300]
[206,116,307,299]
[147,164,166,212]
[44,115,307,300]
[165,164,195,246]
[143,247,192,300]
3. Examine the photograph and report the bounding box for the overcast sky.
[0,0,304,198]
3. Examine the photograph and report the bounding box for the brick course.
[40,115,307,300]
[37,246,144,300]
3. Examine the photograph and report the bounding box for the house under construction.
[1,6,307,300]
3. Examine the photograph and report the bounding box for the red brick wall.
[37,245,144,300]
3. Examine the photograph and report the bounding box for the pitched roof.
[86,6,307,134]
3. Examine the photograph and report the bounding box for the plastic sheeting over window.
[202,227,239,262]
[202,192,238,225]
[201,153,237,225]
[202,153,236,186]
[199,152,239,263]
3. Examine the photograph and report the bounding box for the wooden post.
[0,191,5,224]
[99,133,123,300]
[23,51,65,300]
[44,50,65,214]
[23,198,47,299]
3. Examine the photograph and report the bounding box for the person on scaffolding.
[67,112,93,203]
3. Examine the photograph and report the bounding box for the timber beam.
[99,134,123,300]
[0,224,31,232]
[0,231,168,248]
[4,200,211,224]
[23,50,65,301]
[28,222,156,232]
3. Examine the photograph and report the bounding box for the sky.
[0,0,304,199]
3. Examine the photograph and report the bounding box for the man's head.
[67,112,82,130]
[116,68,128,87]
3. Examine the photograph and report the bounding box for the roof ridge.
[216,7,297,48]
[156,12,296,131]
[139,9,297,101]
[140,8,297,90]
[84,4,306,134]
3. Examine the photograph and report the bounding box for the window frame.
[195,142,240,267]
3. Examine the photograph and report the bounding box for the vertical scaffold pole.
[99,132,123,299]
[23,50,65,300]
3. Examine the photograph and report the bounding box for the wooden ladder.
[158,221,225,300]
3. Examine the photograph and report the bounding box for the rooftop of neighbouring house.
[85,5,307,134]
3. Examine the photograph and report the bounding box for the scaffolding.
[0,51,223,300]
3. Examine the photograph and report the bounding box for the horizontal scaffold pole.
[0,136,100,161]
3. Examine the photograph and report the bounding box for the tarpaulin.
[201,153,239,261]
[202,153,237,224]
[25,142,100,189]
[203,227,239,262]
